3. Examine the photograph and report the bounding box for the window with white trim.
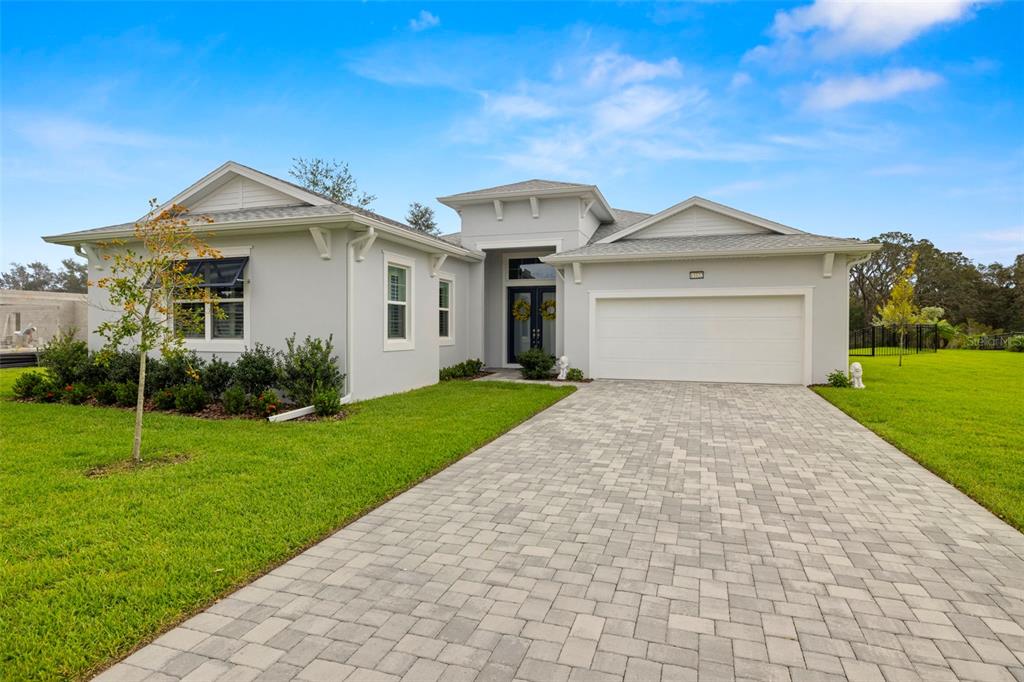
[387,263,409,341]
[174,257,247,342]
[438,278,452,343]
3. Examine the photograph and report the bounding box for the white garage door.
[592,295,805,384]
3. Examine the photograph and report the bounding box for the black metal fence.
[850,324,939,357]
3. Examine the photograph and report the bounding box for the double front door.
[507,286,555,363]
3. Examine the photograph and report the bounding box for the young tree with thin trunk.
[95,200,220,462]
[874,252,922,367]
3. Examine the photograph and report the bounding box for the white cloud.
[803,68,943,110]
[729,72,753,90]
[869,163,932,176]
[748,0,986,62]
[980,227,1024,243]
[482,93,559,120]
[13,115,170,151]
[409,10,440,32]
[584,51,683,88]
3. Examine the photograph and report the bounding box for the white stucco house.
[45,161,880,399]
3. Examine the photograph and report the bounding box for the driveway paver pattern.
[97,381,1024,681]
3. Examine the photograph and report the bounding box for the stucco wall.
[457,197,586,251]
[0,289,88,347]
[437,258,485,369]
[560,254,850,384]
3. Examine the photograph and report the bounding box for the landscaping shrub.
[313,388,342,417]
[94,381,119,406]
[566,368,585,382]
[174,384,209,414]
[61,383,90,405]
[202,356,235,398]
[221,385,249,415]
[1007,335,1024,352]
[114,382,139,408]
[439,358,485,381]
[827,369,851,388]
[33,379,61,403]
[148,351,204,392]
[252,389,280,417]
[516,348,555,380]
[39,329,89,386]
[100,349,142,385]
[153,387,178,410]
[12,371,46,400]
[234,344,280,395]
[279,334,344,405]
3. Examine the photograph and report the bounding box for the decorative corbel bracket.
[309,227,332,260]
[572,262,582,284]
[529,196,540,219]
[430,253,448,278]
[493,199,504,221]
[822,252,835,278]
[580,198,595,220]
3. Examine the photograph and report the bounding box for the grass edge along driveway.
[813,350,1023,532]
[0,369,574,680]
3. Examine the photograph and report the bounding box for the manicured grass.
[813,351,1024,531]
[0,370,573,680]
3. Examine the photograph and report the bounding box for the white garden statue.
[556,355,569,381]
[13,325,37,349]
[850,362,865,389]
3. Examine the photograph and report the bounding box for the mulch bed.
[15,396,349,422]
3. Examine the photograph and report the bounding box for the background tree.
[405,202,438,235]
[0,258,87,293]
[874,252,922,367]
[95,200,220,463]
[288,157,376,208]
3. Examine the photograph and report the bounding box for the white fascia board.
[543,243,882,265]
[597,196,806,244]
[438,186,614,222]
[45,213,483,261]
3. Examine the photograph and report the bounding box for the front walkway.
[101,381,1024,682]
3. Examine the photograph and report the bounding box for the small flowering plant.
[62,383,90,405]
[253,389,280,417]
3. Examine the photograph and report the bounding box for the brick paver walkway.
[98,382,1024,682]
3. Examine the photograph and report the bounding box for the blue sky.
[2,1,1022,266]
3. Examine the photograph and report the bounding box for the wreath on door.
[540,299,557,321]
[512,299,532,322]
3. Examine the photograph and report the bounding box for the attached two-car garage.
[591,292,809,385]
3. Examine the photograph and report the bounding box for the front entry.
[507,286,556,363]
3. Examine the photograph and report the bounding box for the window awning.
[188,257,248,288]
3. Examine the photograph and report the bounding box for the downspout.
[344,227,376,403]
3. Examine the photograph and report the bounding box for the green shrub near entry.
[12,371,46,400]
[1007,335,1024,352]
[148,351,204,393]
[99,349,142,385]
[202,356,235,398]
[174,384,209,414]
[827,369,851,388]
[61,383,90,405]
[94,381,119,406]
[114,383,138,408]
[439,358,485,381]
[38,329,89,387]
[313,388,342,417]
[252,389,280,417]
[234,344,280,395]
[566,368,585,382]
[221,385,249,415]
[516,348,555,380]
[153,388,178,410]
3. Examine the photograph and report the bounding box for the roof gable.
[155,161,332,217]
[597,196,804,243]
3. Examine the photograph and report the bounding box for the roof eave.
[543,243,882,264]
[438,185,615,221]
[44,213,483,261]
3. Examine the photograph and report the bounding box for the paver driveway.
[100,381,1024,682]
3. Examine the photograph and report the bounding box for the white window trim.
[178,246,252,353]
[503,251,557,286]
[383,251,415,352]
[438,273,455,347]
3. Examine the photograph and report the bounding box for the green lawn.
[813,351,1024,531]
[0,369,573,680]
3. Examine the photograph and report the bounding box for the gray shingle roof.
[589,208,652,243]
[547,233,877,262]
[440,179,591,200]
